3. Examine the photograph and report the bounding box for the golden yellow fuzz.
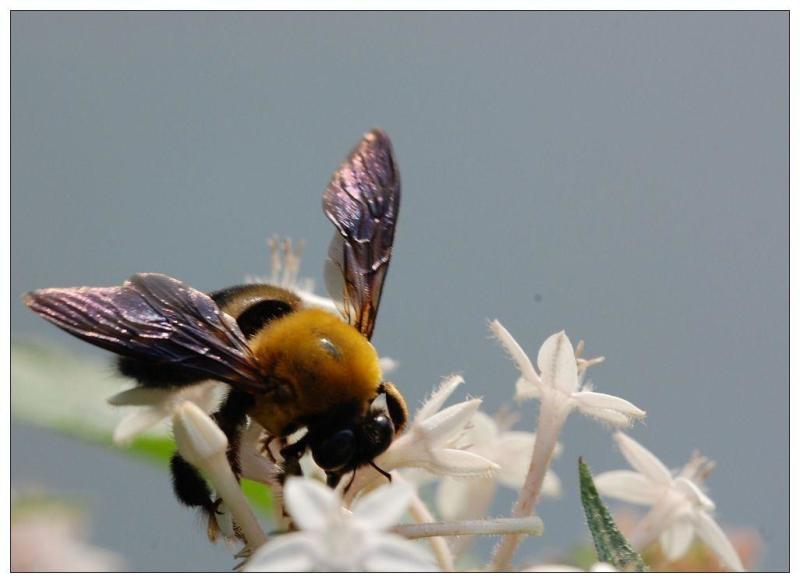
[247,308,383,436]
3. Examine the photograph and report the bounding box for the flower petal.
[108,386,170,407]
[352,481,414,530]
[417,398,482,447]
[361,534,437,572]
[462,410,499,447]
[112,409,166,445]
[613,432,673,485]
[659,518,695,561]
[172,402,228,466]
[245,532,318,572]
[692,510,744,572]
[490,320,542,387]
[629,493,687,551]
[436,476,496,521]
[572,392,645,421]
[674,477,716,511]
[283,478,339,531]
[414,448,498,477]
[537,330,578,395]
[579,407,634,428]
[542,469,562,497]
[493,432,536,487]
[415,375,464,422]
[515,377,541,400]
[594,470,663,505]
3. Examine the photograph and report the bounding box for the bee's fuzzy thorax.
[247,308,383,436]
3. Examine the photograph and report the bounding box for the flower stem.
[490,397,569,570]
[407,490,455,572]
[394,516,543,539]
[205,455,268,550]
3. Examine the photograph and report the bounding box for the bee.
[24,129,408,531]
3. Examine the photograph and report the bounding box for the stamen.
[268,236,281,282]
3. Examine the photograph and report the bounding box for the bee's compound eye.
[363,414,395,458]
[312,428,356,471]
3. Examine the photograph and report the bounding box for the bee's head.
[308,382,408,486]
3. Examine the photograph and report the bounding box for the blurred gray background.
[11,11,787,571]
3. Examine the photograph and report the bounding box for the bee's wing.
[322,129,400,339]
[24,273,265,391]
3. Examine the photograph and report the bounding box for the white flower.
[342,375,498,504]
[172,402,267,550]
[108,380,225,445]
[491,322,645,428]
[436,410,561,524]
[489,322,646,570]
[594,432,744,572]
[245,478,437,572]
[12,499,124,572]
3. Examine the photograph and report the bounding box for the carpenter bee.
[24,129,408,532]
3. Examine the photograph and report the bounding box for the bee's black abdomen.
[117,356,211,389]
[235,299,294,338]
[210,284,299,339]
[115,284,298,388]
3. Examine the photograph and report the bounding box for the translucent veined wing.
[24,273,265,391]
[322,129,400,339]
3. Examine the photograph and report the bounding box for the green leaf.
[12,339,130,439]
[12,339,272,515]
[579,457,647,572]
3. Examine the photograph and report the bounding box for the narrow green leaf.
[12,339,272,515]
[579,457,647,572]
[12,339,129,438]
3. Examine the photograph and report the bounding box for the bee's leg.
[212,390,254,478]
[272,435,309,528]
[169,390,254,542]
[206,391,255,541]
[278,435,308,481]
[260,435,277,464]
[326,472,342,488]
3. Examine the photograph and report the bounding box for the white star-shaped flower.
[594,432,744,572]
[346,375,499,500]
[436,410,561,523]
[108,380,225,445]
[491,322,645,428]
[245,478,436,572]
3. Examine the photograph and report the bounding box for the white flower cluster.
[105,243,745,572]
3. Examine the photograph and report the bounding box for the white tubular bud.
[173,402,267,549]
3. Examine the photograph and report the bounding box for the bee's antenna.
[343,469,358,494]
[369,461,392,483]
